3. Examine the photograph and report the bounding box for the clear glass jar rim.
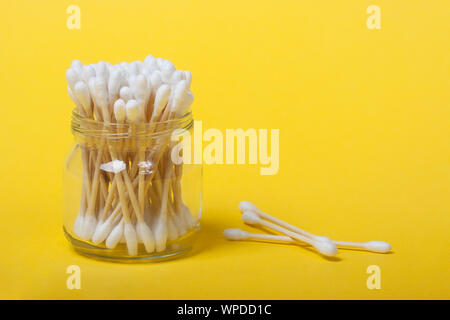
[71,109,193,139]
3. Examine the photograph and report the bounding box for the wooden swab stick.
[241,211,337,257]
[224,229,391,253]
[123,99,155,253]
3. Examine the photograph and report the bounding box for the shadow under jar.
[63,109,201,262]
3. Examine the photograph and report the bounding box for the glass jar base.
[64,227,199,263]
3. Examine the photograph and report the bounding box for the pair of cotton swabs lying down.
[224,201,391,257]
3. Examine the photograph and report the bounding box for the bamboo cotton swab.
[241,211,337,257]
[223,229,391,253]
[238,201,329,242]
[231,201,391,256]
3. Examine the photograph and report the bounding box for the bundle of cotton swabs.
[66,55,195,256]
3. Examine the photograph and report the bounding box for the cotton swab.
[329,239,391,253]
[239,201,328,243]
[184,71,192,87]
[238,201,391,253]
[224,228,391,253]
[67,87,83,112]
[71,59,83,71]
[120,86,133,102]
[94,61,109,81]
[73,213,84,237]
[241,211,337,256]
[113,99,126,123]
[81,65,95,84]
[169,70,185,85]
[108,68,123,106]
[66,68,79,92]
[74,81,92,117]
[106,219,124,249]
[176,91,194,117]
[124,100,156,253]
[124,222,139,256]
[125,99,140,123]
[151,84,171,122]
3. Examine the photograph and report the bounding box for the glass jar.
[63,109,202,262]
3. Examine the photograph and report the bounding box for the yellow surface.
[0,0,449,299]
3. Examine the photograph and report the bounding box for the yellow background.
[0,0,449,299]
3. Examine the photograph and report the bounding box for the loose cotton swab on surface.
[223,229,391,253]
[226,202,391,257]
[241,211,337,257]
[66,56,196,256]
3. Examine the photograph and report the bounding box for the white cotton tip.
[156,57,165,69]
[312,240,337,257]
[74,81,91,115]
[171,213,187,237]
[150,71,162,88]
[128,61,140,76]
[363,241,391,253]
[161,62,175,82]
[124,223,138,256]
[176,91,194,117]
[144,54,155,66]
[184,71,192,87]
[113,99,126,123]
[106,222,123,249]
[223,228,249,240]
[136,221,155,253]
[142,66,152,77]
[92,219,114,244]
[162,60,175,72]
[81,65,96,83]
[73,213,84,237]
[241,211,261,225]
[154,219,167,252]
[93,76,108,109]
[179,206,194,229]
[146,59,159,73]
[66,68,79,91]
[170,70,185,84]
[126,99,140,123]
[167,217,179,241]
[119,86,133,102]
[71,59,83,72]
[88,77,97,102]
[95,61,109,81]
[313,235,333,243]
[135,74,149,100]
[171,80,189,111]
[108,68,123,100]
[81,215,97,240]
[238,201,257,213]
[68,87,82,110]
[100,159,126,173]
[136,61,144,72]
[127,75,136,91]
[153,84,171,119]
